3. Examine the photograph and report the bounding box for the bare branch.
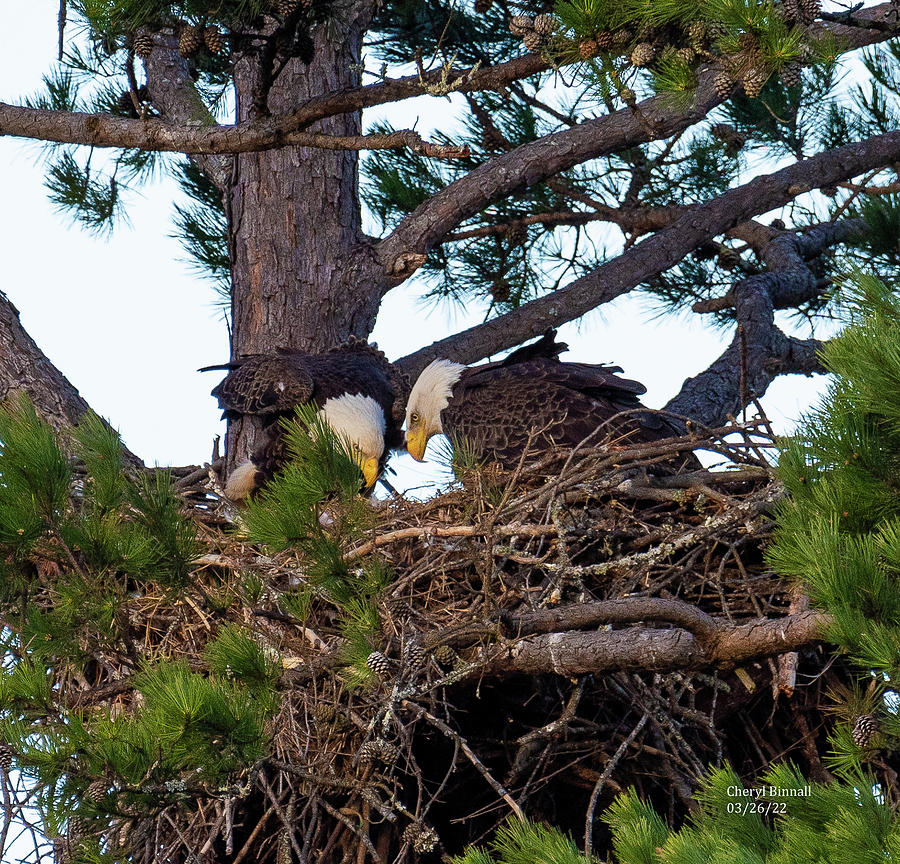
[396,131,900,378]
[0,103,468,159]
[667,220,862,425]
[475,609,830,676]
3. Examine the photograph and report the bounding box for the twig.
[402,702,524,820]
[584,713,649,859]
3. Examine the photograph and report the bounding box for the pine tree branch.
[475,609,829,676]
[0,292,142,465]
[394,132,900,379]
[140,30,231,191]
[666,220,862,426]
[370,8,896,290]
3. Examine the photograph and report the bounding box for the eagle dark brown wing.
[209,355,315,417]
[204,339,408,495]
[442,335,688,466]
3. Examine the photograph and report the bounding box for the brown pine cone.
[630,41,655,67]
[533,14,554,36]
[365,650,392,678]
[779,61,802,88]
[713,70,735,100]
[522,31,544,52]
[178,25,204,58]
[133,33,153,59]
[579,38,598,60]
[204,25,227,54]
[508,15,535,37]
[851,714,880,748]
[742,66,769,98]
[798,0,821,24]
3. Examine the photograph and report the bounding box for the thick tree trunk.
[0,292,141,464]
[225,2,379,468]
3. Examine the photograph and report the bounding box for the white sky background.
[0,2,846,482]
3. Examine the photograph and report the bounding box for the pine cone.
[178,25,204,58]
[713,70,735,100]
[594,31,614,50]
[630,41,656,67]
[403,640,427,670]
[133,33,153,59]
[86,781,108,804]
[675,47,696,64]
[533,14,554,36]
[365,650,392,678]
[0,743,13,773]
[779,61,802,88]
[579,39,598,60]
[53,836,70,864]
[311,702,337,724]
[432,644,458,667]
[490,279,511,303]
[613,27,633,46]
[687,20,708,50]
[782,0,801,24]
[276,0,302,14]
[851,714,880,747]
[798,0,820,24]
[742,66,769,98]
[402,822,440,854]
[620,87,636,105]
[204,25,226,54]
[508,15,535,37]
[522,31,544,52]
[358,740,397,765]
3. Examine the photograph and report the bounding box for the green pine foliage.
[0,394,72,557]
[767,273,900,771]
[0,397,249,821]
[241,405,393,683]
[453,763,900,864]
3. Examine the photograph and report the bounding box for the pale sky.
[0,2,833,479]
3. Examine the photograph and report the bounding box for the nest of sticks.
[54,415,844,863]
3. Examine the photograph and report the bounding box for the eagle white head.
[405,359,465,462]
[318,393,386,487]
[226,393,387,499]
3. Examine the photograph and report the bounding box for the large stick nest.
[47,418,846,863]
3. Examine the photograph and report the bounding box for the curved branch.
[475,609,829,676]
[666,220,861,425]
[396,130,900,378]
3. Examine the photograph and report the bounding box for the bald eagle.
[204,338,408,498]
[405,332,687,467]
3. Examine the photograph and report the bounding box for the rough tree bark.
[0,292,141,463]
[224,1,380,466]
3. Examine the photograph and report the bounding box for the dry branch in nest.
[38,417,842,863]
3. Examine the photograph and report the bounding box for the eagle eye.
[410,412,421,424]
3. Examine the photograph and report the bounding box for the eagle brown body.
[406,332,693,468]
[205,338,409,495]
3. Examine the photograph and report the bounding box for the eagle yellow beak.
[359,456,380,489]
[406,425,429,462]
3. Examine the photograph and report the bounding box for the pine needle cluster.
[0,398,279,849]
[241,405,392,686]
[454,762,900,863]
[767,273,900,772]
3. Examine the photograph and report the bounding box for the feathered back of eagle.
[327,336,410,431]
